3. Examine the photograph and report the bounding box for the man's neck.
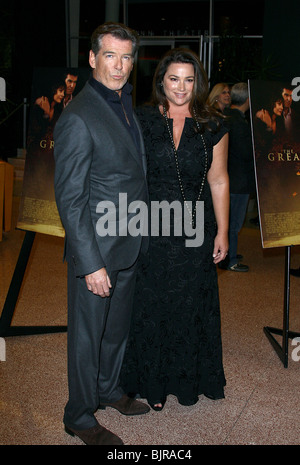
[231,103,248,114]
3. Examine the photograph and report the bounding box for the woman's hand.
[35,96,51,117]
[212,232,228,264]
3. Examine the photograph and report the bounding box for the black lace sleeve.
[207,117,229,146]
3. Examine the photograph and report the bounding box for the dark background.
[1,0,300,157]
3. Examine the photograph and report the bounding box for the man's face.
[65,74,78,96]
[282,88,293,108]
[89,34,134,93]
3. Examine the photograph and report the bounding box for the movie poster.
[17,67,89,236]
[249,80,300,248]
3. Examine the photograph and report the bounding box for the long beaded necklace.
[162,106,208,226]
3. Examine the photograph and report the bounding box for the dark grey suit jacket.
[54,82,148,276]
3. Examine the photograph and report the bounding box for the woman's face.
[162,62,195,107]
[53,87,65,104]
[273,100,283,116]
[217,86,231,109]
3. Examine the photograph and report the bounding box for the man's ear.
[89,50,96,69]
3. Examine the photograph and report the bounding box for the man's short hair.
[91,22,139,57]
[230,82,249,106]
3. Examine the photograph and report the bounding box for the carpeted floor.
[1,192,300,446]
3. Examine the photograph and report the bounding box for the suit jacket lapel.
[133,112,147,177]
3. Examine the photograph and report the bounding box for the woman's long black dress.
[120,105,227,406]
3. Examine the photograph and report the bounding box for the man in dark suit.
[54,22,149,446]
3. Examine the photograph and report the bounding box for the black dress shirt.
[88,76,140,152]
[224,107,256,194]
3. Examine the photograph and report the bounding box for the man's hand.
[85,267,112,297]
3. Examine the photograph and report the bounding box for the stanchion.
[264,245,300,368]
[0,230,67,337]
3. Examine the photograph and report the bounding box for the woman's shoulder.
[204,116,228,146]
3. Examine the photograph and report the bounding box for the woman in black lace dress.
[120,49,229,410]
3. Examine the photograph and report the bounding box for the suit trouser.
[64,260,138,430]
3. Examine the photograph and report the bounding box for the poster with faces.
[249,79,300,248]
[17,67,89,237]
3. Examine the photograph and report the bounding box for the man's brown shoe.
[65,422,123,445]
[99,394,150,415]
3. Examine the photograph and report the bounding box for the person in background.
[120,48,229,411]
[255,95,284,141]
[24,80,66,201]
[33,81,65,127]
[207,82,231,113]
[63,69,78,107]
[219,82,255,272]
[54,22,149,446]
[281,84,294,135]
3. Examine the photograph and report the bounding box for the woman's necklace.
[162,106,208,226]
